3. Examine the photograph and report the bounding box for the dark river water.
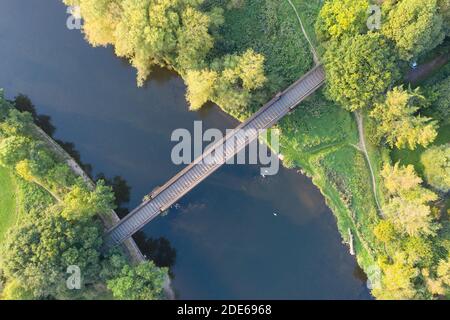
[0,0,371,299]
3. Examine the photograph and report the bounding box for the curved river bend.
[0,0,371,299]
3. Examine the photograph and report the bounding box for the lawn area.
[0,166,17,242]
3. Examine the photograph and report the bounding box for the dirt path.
[354,111,384,217]
[405,54,449,85]
[286,0,320,65]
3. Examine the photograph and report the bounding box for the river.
[0,0,371,299]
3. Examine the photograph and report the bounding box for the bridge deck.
[104,65,326,248]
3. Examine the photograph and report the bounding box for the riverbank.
[32,124,175,299]
[32,125,145,263]
[0,167,17,242]
[205,0,381,283]
[0,92,171,299]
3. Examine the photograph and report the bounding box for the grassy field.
[0,166,17,242]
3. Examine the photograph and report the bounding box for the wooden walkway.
[104,65,326,248]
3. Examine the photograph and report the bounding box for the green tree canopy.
[370,86,438,150]
[0,210,103,298]
[374,253,418,299]
[0,108,33,137]
[62,180,115,220]
[65,0,122,47]
[65,0,222,86]
[63,1,263,112]
[315,0,369,42]
[107,261,168,300]
[381,163,438,237]
[438,0,450,34]
[185,49,266,110]
[0,136,34,167]
[429,76,450,125]
[323,33,399,111]
[421,144,450,192]
[382,0,446,60]
[0,279,34,300]
[185,69,218,110]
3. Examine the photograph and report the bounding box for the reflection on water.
[0,0,372,299]
[134,232,177,270]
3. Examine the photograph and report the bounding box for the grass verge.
[0,166,17,243]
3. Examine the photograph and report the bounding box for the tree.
[437,256,450,288]
[185,49,266,111]
[185,69,218,110]
[0,108,33,137]
[62,180,115,220]
[384,197,437,237]
[237,49,266,91]
[370,86,438,150]
[421,144,450,192]
[315,0,369,42]
[373,253,418,299]
[0,211,103,298]
[374,220,397,244]
[86,0,222,86]
[382,0,446,60]
[214,50,265,110]
[107,261,168,300]
[15,159,35,182]
[63,0,122,47]
[438,0,450,34]
[0,136,33,167]
[46,163,78,192]
[0,279,34,300]
[323,33,400,111]
[382,162,422,194]
[62,1,264,111]
[27,149,58,182]
[381,163,438,237]
[99,253,128,280]
[175,6,214,70]
[403,236,434,267]
[423,254,450,296]
[429,76,450,125]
